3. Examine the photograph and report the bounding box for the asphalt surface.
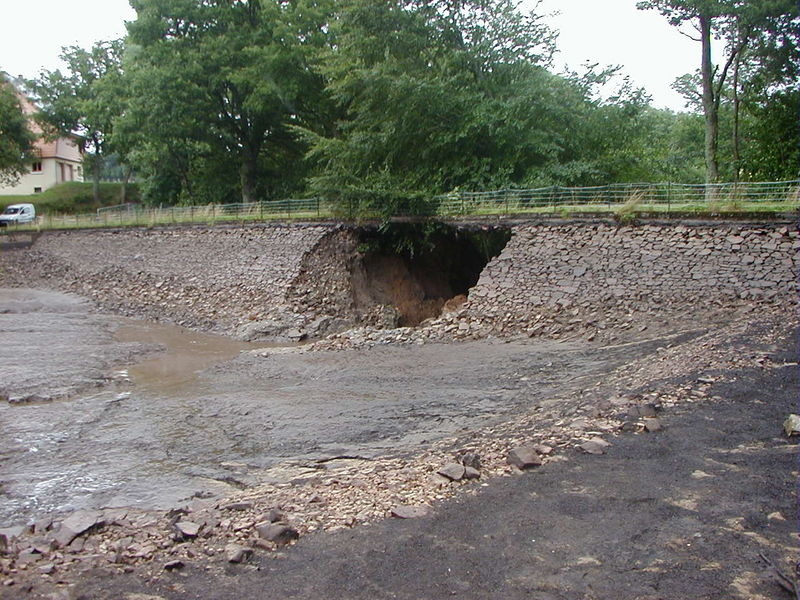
[69,330,799,600]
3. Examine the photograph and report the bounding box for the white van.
[0,203,36,226]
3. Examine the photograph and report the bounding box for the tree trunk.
[121,164,132,204]
[699,14,719,184]
[240,148,259,204]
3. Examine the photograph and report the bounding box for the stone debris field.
[0,218,797,599]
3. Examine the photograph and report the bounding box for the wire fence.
[433,180,800,216]
[9,180,800,230]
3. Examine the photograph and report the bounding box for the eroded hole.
[351,223,511,327]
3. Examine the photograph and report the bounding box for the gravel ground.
[0,286,796,599]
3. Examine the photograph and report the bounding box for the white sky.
[0,0,703,112]
[530,0,705,112]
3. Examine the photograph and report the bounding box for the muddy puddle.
[114,320,259,395]
[0,289,696,527]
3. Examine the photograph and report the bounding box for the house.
[0,75,83,196]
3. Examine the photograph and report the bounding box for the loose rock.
[53,510,104,548]
[164,560,185,571]
[643,418,662,432]
[174,521,201,538]
[782,414,800,437]
[390,506,430,519]
[437,463,466,481]
[507,445,543,469]
[256,523,299,546]
[225,544,252,564]
[578,440,608,455]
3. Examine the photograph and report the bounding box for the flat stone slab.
[437,463,466,481]
[507,445,543,469]
[578,439,610,455]
[175,521,201,538]
[54,510,104,548]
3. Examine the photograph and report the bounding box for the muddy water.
[0,315,264,525]
[115,320,258,394]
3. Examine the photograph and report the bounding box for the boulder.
[507,445,543,469]
[437,463,466,481]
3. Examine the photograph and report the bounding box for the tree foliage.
[123,0,333,204]
[28,40,125,201]
[0,77,37,186]
[22,0,795,209]
[638,0,799,182]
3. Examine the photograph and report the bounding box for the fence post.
[667,182,671,213]
[317,197,320,218]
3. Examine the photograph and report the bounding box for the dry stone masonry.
[1,224,334,335]
[465,221,798,334]
[1,220,796,345]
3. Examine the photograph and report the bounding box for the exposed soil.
[350,224,511,326]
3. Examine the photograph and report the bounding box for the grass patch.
[0,182,140,215]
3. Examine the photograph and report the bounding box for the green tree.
[28,40,125,202]
[638,0,798,183]
[124,0,332,204]
[0,77,37,186]
[306,0,567,215]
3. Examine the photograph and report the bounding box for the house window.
[31,161,43,173]
[34,187,42,193]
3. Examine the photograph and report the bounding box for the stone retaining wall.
[1,220,796,342]
[1,224,334,333]
[465,221,798,335]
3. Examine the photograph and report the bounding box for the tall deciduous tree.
[306,0,569,215]
[637,0,798,183]
[29,40,125,202]
[0,77,36,186]
[124,0,332,204]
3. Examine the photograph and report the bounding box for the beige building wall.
[0,153,84,196]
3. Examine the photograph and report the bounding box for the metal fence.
[17,179,800,230]
[434,180,800,216]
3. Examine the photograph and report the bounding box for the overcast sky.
[0,0,702,112]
